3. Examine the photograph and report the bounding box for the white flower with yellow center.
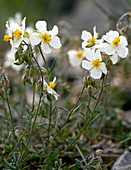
[82,49,107,79]
[4,17,26,51]
[81,26,102,49]
[102,30,128,64]
[67,49,84,67]
[30,20,61,54]
[43,77,59,100]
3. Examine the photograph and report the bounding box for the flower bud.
[88,86,92,97]
[5,78,10,89]
[36,80,43,92]
[83,77,88,87]
[29,66,35,77]
[55,161,59,167]
[22,74,27,85]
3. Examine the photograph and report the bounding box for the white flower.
[30,20,61,54]
[4,50,23,71]
[81,26,102,49]
[5,12,22,34]
[82,49,107,79]
[67,49,84,67]
[102,30,128,64]
[43,77,59,100]
[4,17,26,51]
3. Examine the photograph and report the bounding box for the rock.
[112,149,131,170]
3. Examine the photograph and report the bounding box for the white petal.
[68,50,82,66]
[35,20,47,32]
[67,50,77,57]
[41,42,51,54]
[95,50,102,61]
[69,55,82,67]
[49,36,61,49]
[47,86,59,100]
[93,26,98,38]
[13,39,22,48]
[84,49,96,61]
[117,46,128,58]
[30,33,41,46]
[81,30,92,41]
[10,22,22,31]
[95,42,107,52]
[110,53,119,64]
[53,77,56,83]
[103,30,119,43]
[90,68,102,79]
[47,86,53,94]
[82,41,87,49]
[119,36,128,46]
[104,44,116,55]
[6,21,10,29]
[82,60,92,70]
[43,80,48,87]
[99,62,107,74]
[50,25,58,37]
[21,17,26,31]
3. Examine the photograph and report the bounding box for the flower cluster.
[67,26,129,79]
[4,14,62,100]
[3,14,129,99]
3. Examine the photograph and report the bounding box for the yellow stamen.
[112,37,120,46]
[49,81,56,89]
[12,29,23,41]
[40,33,51,43]
[3,35,11,42]
[87,37,96,43]
[92,58,100,68]
[76,51,83,58]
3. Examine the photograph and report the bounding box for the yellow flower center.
[40,33,52,43]
[12,29,23,41]
[49,81,56,89]
[76,51,83,58]
[3,35,11,42]
[92,58,100,68]
[87,37,96,43]
[112,37,120,46]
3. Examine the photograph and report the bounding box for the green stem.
[45,86,85,154]
[38,45,50,81]
[62,86,85,128]
[93,75,106,112]
[19,94,43,166]
[47,98,52,140]
[62,76,107,152]
[6,95,15,134]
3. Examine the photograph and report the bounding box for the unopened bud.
[83,77,88,87]
[0,80,4,88]
[0,89,4,97]
[55,161,58,167]
[5,78,10,89]
[36,80,43,92]
[22,74,27,85]
[29,66,35,76]
[106,60,112,71]
[88,86,92,97]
